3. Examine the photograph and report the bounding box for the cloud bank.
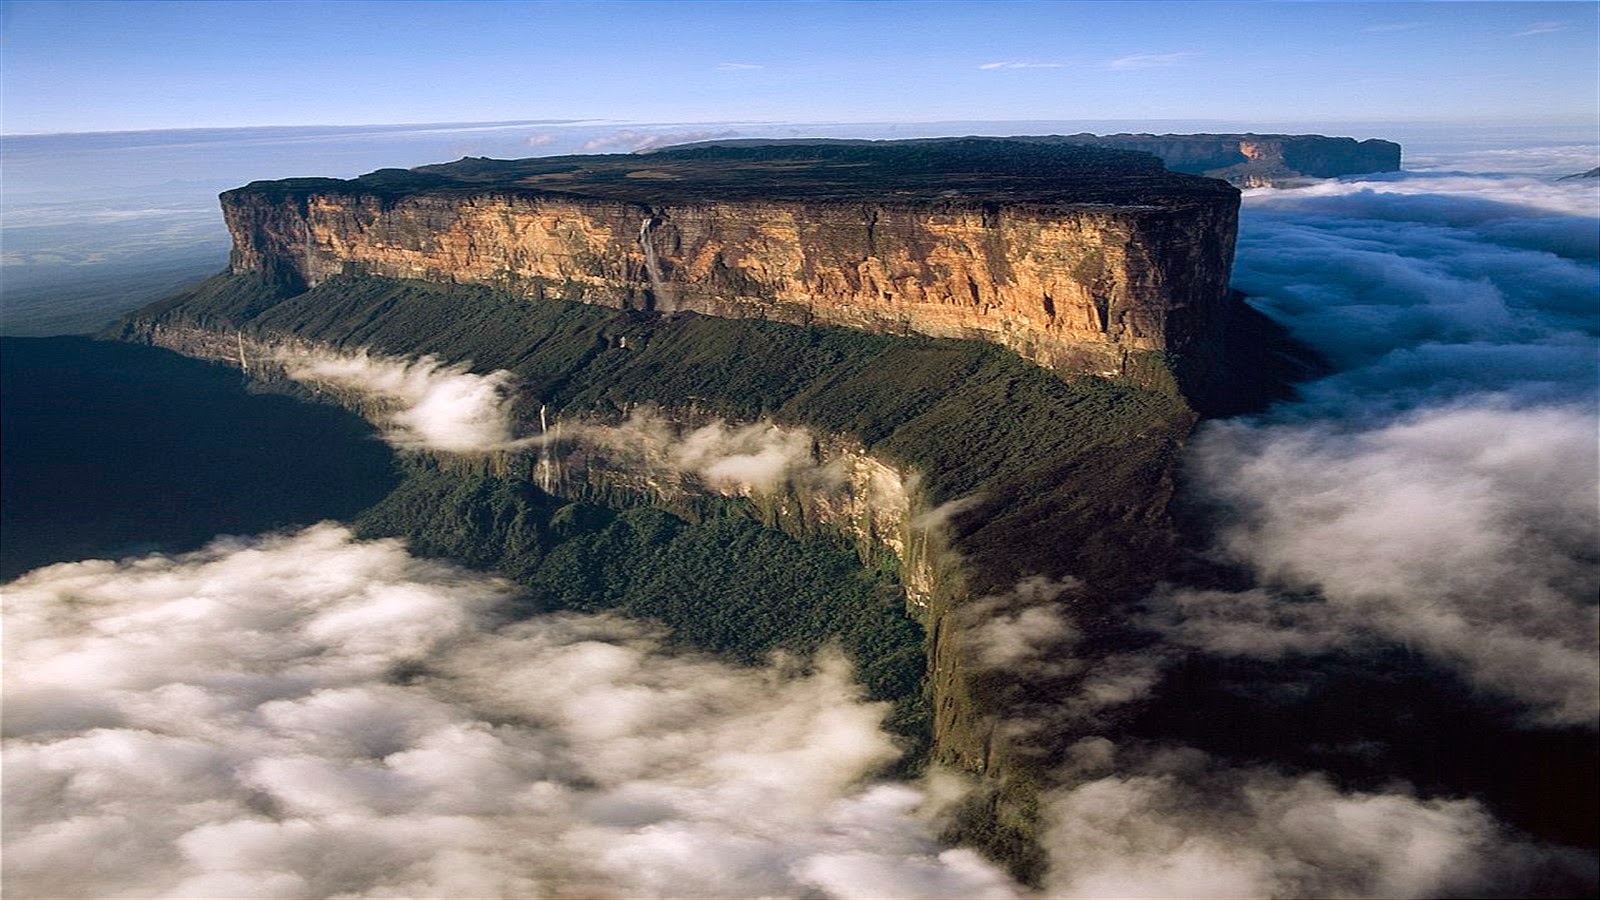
[1018,153,1599,897]
[1171,164,1600,729]
[1040,743,1582,899]
[280,350,531,453]
[579,129,742,154]
[959,575,1591,898]
[570,408,846,495]
[1168,402,1599,726]
[2,526,1017,899]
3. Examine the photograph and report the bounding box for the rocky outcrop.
[1032,134,1402,186]
[221,140,1239,383]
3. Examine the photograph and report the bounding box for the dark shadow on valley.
[1,336,400,579]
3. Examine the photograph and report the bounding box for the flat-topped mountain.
[238,138,1235,206]
[221,138,1241,388]
[123,134,1378,885]
[1045,132,1402,185]
[666,133,1404,187]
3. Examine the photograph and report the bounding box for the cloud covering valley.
[2,525,1016,899]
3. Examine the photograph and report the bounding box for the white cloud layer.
[571,408,846,495]
[1040,744,1587,899]
[2,526,1019,899]
[579,128,742,153]
[1172,403,1599,726]
[1165,155,1600,727]
[280,350,531,453]
[947,576,1585,897]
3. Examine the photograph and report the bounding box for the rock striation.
[222,139,1239,383]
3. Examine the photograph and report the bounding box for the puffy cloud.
[960,576,1082,672]
[1040,745,1587,899]
[909,493,986,531]
[1168,403,1600,727]
[568,408,846,495]
[279,349,532,453]
[1233,175,1599,407]
[2,526,1016,899]
[957,578,1169,750]
[1155,157,1600,728]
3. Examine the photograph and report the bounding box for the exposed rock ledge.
[221,139,1240,387]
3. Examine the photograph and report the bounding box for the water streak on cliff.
[638,216,675,312]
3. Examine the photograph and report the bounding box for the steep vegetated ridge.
[120,137,1306,880]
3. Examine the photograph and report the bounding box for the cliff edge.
[222,139,1240,386]
[1048,132,1402,186]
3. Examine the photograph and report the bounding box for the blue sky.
[2,1,1595,133]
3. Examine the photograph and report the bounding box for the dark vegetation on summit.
[227,138,1237,208]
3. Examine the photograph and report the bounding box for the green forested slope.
[131,273,1194,599]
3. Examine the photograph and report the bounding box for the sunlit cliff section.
[221,139,1239,385]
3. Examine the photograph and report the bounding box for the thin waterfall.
[236,332,249,374]
[302,219,314,285]
[638,216,675,313]
[537,403,552,493]
[552,416,564,489]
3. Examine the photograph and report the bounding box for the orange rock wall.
[225,191,1238,378]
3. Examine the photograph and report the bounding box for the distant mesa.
[219,138,1241,390]
[216,134,1397,398]
[1049,133,1402,186]
[663,133,1404,187]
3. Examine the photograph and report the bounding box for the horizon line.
[10,114,1600,140]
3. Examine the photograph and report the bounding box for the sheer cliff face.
[224,191,1237,379]
[222,140,1239,381]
